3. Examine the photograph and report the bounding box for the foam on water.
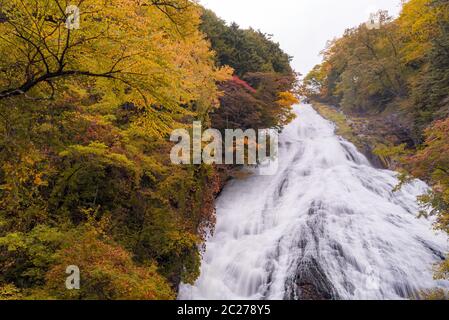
[179,104,448,300]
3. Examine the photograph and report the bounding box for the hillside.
[0,1,297,299]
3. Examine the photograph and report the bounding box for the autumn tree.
[0,0,231,299]
[0,0,229,134]
[0,0,296,300]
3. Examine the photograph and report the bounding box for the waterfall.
[179,104,448,300]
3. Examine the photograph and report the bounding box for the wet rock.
[285,257,339,300]
[360,143,387,169]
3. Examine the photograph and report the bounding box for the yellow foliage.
[0,0,231,136]
[398,0,448,63]
[277,91,299,107]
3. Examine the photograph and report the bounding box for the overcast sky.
[200,0,403,76]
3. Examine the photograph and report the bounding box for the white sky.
[200,0,403,75]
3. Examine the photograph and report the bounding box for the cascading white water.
[179,104,448,300]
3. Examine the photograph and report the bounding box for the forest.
[0,1,297,299]
[302,0,449,292]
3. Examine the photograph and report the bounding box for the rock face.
[285,257,339,300]
[351,112,417,170]
[322,103,418,170]
[360,143,386,169]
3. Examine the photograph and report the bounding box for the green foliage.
[0,225,63,287]
[200,10,293,77]
[200,10,298,133]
